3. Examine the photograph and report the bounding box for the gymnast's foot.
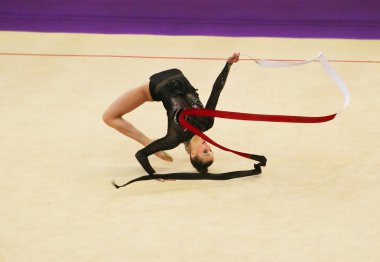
[154,151,173,162]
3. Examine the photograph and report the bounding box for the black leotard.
[135,62,232,175]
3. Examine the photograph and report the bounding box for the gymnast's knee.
[102,110,118,127]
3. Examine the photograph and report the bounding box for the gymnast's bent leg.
[102,83,172,162]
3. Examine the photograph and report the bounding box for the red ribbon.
[179,108,337,159]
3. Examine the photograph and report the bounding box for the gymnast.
[104,53,265,186]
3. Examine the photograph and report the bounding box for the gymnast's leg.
[102,83,172,162]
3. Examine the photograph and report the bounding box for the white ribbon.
[245,52,350,115]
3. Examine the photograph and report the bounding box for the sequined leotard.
[135,62,232,175]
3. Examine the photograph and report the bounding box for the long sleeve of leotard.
[190,62,232,131]
[135,126,182,175]
[206,62,232,110]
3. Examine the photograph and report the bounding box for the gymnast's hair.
[184,141,213,173]
[190,155,213,174]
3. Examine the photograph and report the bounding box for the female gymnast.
[103,53,241,179]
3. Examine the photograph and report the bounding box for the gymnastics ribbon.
[112,52,349,188]
[112,163,263,188]
[178,52,350,160]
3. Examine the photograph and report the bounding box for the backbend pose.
[104,53,262,182]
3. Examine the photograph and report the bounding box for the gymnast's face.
[190,137,214,163]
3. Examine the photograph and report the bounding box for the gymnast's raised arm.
[192,53,240,131]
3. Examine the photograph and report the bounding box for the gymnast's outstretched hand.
[227,52,240,64]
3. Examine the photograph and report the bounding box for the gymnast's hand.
[156,177,176,182]
[154,152,176,181]
[227,52,240,64]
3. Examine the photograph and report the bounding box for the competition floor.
[1,32,379,261]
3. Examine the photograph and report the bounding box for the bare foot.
[154,151,173,162]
